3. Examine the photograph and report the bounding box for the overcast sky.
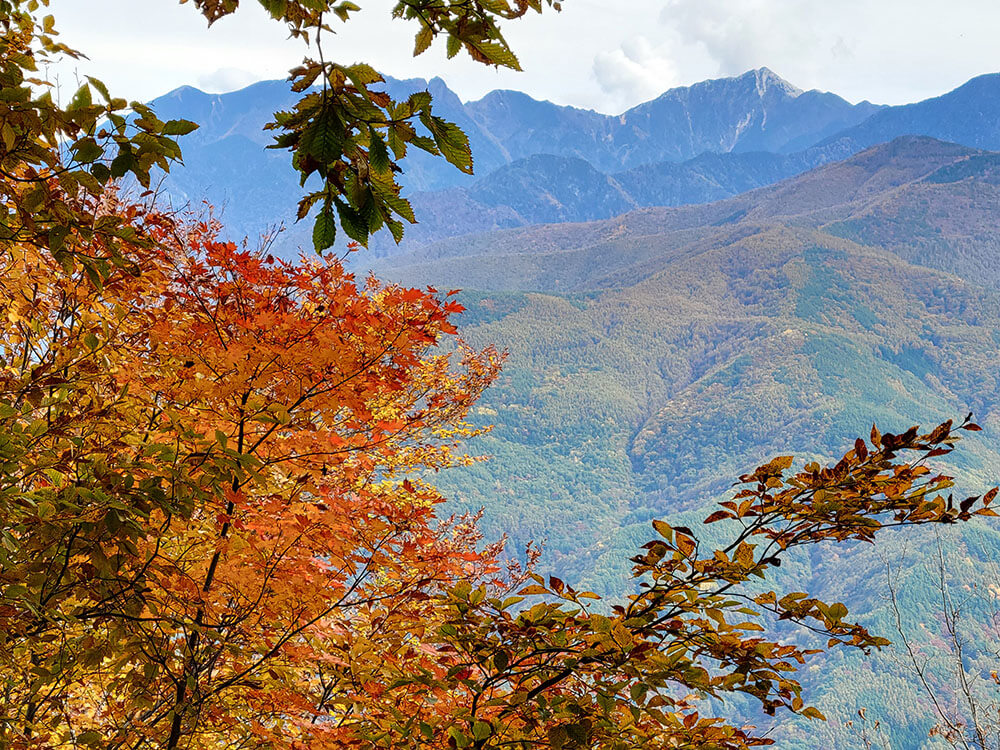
[47,0,1000,114]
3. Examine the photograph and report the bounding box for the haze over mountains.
[151,68,1000,255]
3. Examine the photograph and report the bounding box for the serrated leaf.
[343,62,383,87]
[368,129,391,174]
[301,110,344,163]
[472,40,522,70]
[312,208,337,251]
[162,119,199,136]
[333,197,369,246]
[414,24,433,56]
[423,115,472,174]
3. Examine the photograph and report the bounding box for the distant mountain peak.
[651,67,805,102]
[745,67,803,98]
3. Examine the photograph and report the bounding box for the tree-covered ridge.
[370,136,1000,290]
[366,141,1000,746]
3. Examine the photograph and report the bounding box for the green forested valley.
[373,136,1000,746]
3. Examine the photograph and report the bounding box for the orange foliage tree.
[0,201,504,747]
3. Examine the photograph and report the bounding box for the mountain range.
[374,135,1000,748]
[150,68,1000,256]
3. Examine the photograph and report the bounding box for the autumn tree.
[0,197,509,747]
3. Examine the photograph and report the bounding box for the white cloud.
[593,37,683,112]
[197,67,261,94]
[39,0,1000,113]
[650,0,1000,106]
[657,0,821,78]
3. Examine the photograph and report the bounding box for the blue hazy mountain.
[149,68,1000,255]
[813,72,1000,159]
[460,68,880,171]
[147,68,878,247]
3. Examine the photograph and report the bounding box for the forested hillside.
[370,136,1000,746]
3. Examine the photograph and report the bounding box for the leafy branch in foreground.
[185,0,562,251]
[0,0,197,278]
[364,417,996,750]
[3,0,562,266]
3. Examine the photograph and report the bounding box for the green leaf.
[68,83,92,111]
[407,91,432,113]
[259,0,288,20]
[423,115,472,174]
[90,162,111,184]
[301,109,344,163]
[312,207,337,251]
[72,138,103,163]
[162,119,199,136]
[368,129,391,174]
[651,519,672,539]
[414,24,433,56]
[473,40,522,70]
[342,62,383,87]
[493,650,509,671]
[85,75,111,103]
[827,602,849,622]
[109,149,135,180]
[334,197,369,246]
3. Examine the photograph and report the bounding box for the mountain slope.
[814,72,1000,158]
[462,68,880,171]
[367,150,815,253]
[615,68,880,163]
[366,71,1000,254]
[400,143,1000,748]
[372,137,1000,291]
[369,136,1000,573]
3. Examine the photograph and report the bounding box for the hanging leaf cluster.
[269,60,474,249]
[179,0,560,250]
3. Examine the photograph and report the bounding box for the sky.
[46,0,1000,114]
